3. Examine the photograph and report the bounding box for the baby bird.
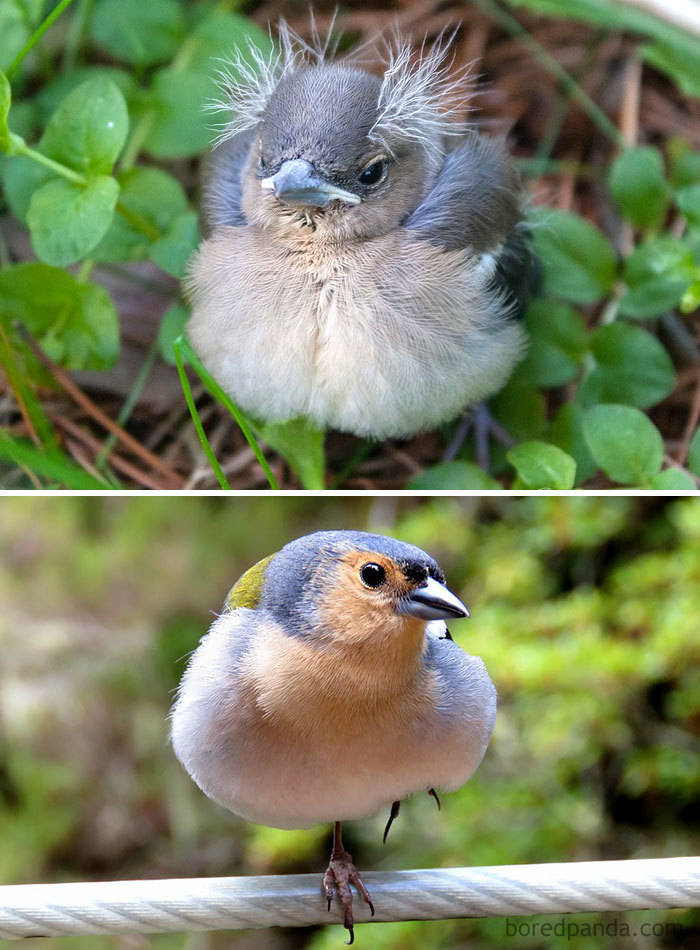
[171,530,497,942]
[186,23,538,441]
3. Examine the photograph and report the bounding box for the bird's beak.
[400,577,470,621]
[261,159,360,208]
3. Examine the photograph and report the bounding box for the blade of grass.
[0,325,57,447]
[173,340,232,490]
[0,432,108,488]
[6,0,76,80]
[173,336,279,489]
[474,0,625,146]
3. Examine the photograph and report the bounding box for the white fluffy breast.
[186,227,525,439]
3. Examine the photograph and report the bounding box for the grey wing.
[405,134,540,319]
[424,634,497,749]
[200,129,256,235]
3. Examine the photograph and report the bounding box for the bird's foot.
[323,848,375,945]
[443,403,515,471]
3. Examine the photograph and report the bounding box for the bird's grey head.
[210,23,470,242]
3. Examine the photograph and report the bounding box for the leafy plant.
[0,1,698,488]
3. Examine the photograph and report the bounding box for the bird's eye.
[360,562,386,588]
[359,158,388,188]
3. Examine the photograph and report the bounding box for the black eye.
[360,562,386,588]
[359,158,388,188]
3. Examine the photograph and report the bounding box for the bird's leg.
[428,787,441,810]
[442,403,515,470]
[383,800,401,843]
[323,821,375,945]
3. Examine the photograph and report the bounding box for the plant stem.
[473,0,626,146]
[174,342,232,490]
[6,0,76,80]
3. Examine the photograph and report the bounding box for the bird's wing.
[201,130,256,234]
[405,134,540,319]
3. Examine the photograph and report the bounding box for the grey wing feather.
[201,129,256,235]
[406,134,540,319]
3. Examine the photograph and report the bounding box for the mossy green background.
[1,496,698,949]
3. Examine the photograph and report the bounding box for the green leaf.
[40,77,128,174]
[579,322,675,409]
[408,461,500,490]
[34,66,139,124]
[642,41,700,99]
[1,154,53,223]
[150,211,199,277]
[675,185,700,229]
[90,0,186,66]
[507,441,576,490]
[608,147,669,230]
[92,166,188,261]
[583,404,664,485]
[518,300,588,387]
[0,263,119,370]
[257,417,326,490]
[548,402,596,486]
[619,236,692,318]
[0,433,107,488]
[0,70,10,151]
[669,141,700,189]
[650,468,696,491]
[188,9,273,69]
[0,0,44,73]
[688,428,700,477]
[157,304,189,365]
[27,176,119,266]
[530,207,617,304]
[144,66,214,159]
[490,379,547,443]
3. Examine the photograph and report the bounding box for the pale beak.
[261,158,360,208]
[400,576,470,621]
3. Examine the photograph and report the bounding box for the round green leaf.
[1,153,53,223]
[583,404,664,485]
[507,441,576,490]
[670,143,700,189]
[35,66,138,124]
[650,468,696,490]
[144,66,214,158]
[688,427,700,477]
[620,236,694,318]
[0,262,119,370]
[579,322,675,409]
[519,300,588,387]
[27,176,119,267]
[92,166,188,261]
[549,402,596,486]
[39,77,128,174]
[408,461,500,490]
[608,147,669,230]
[90,0,186,66]
[530,208,617,304]
[675,184,700,229]
[150,210,199,277]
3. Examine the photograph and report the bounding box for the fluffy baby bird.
[171,530,497,942]
[186,22,538,441]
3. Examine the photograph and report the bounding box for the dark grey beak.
[261,159,360,208]
[400,577,470,621]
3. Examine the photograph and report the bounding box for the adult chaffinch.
[186,22,538,441]
[171,530,497,942]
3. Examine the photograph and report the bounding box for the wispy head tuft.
[207,18,333,146]
[369,27,474,157]
[208,17,473,153]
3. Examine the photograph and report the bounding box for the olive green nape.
[225,554,275,610]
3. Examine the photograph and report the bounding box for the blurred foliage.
[1,496,699,950]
